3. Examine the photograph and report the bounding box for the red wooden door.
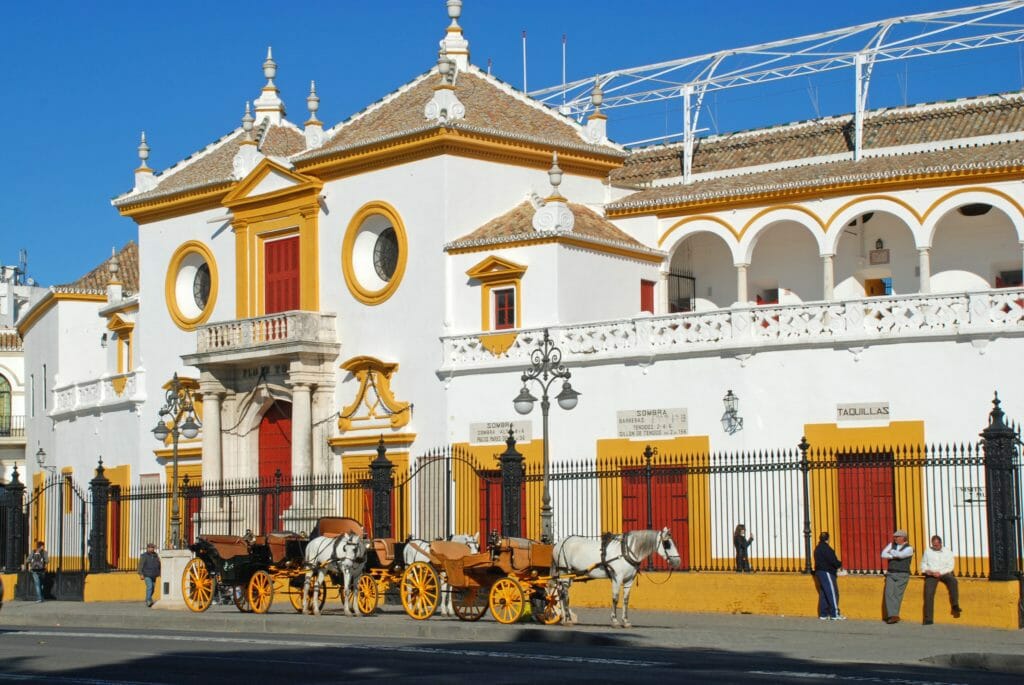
[258,402,293,531]
[361,483,395,539]
[479,471,526,539]
[622,467,689,570]
[837,452,894,572]
[640,280,656,314]
[265,236,300,314]
[109,486,121,567]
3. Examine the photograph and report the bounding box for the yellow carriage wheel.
[357,574,379,616]
[400,562,439,620]
[489,577,526,624]
[532,590,562,625]
[182,558,214,613]
[247,570,274,614]
[288,581,326,613]
[452,586,488,622]
[233,585,252,613]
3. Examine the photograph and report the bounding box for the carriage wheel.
[489,578,526,624]
[357,575,379,616]
[288,580,326,613]
[400,562,439,620]
[452,586,488,622]
[182,558,214,613]
[247,570,274,614]
[531,588,562,625]
[233,585,252,613]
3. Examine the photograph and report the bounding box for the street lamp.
[721,390,744,435]
[512,328,580,543]
[152,373,201,549]
[35,447,56,475]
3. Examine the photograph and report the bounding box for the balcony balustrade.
[186,311,339,367]
[50,370,145,419]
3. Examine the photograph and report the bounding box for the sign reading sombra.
[617,408,688,438]
[470,421,532,444]
[836,402,890,422]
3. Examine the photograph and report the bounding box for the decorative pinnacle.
[590,77,604,111]
[108,247,119,278]
[437,49,454,84]
[307,80,320,119]
[548,152,563,194]
[263,46,277,85]
[447,0,462,28]
[137,131,150,166]
[242,102,254,134]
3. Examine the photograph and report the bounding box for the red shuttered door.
[837,452,895,572]
[265,236,300,314]
[622,467,690,570]
[640,280,656,314]
[479,471,526,539]
[258,402,293,532]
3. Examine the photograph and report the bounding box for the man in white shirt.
[920,534,962,625]
[880,529,913,624]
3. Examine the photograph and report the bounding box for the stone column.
[735,263,749,304]
[658,269,670,315]
[199,384,223,485]
[917,247,931,294]
[291,382,313,483]
[822,254,835,300]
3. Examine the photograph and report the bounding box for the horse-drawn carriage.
[181,531,310,613]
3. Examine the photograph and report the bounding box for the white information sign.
[469,421,532,445]
[616,408,688,438]
[836,402,890,422]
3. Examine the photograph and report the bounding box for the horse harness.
[592,532,642,581]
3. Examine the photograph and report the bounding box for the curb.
[922,653,1024,675]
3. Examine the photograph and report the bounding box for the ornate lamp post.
[513,328,580,543]
[151,373,201,549]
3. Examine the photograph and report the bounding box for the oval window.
[342,202,408,305]
[165,241,218,330]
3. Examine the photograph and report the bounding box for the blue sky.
[3,0,1020,287]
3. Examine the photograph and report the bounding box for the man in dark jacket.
[814,532,844,620]
[137,543,161,607]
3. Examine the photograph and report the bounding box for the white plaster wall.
[748,221,822,302]
[667,231,736,309]
[931,208,1021,292]
[557,245,660,323]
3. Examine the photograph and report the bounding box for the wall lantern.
[875,238,884,250]
[721,390,744,435]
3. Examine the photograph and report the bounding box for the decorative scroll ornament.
[337,356,412,432]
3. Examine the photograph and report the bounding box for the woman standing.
[733,524,754,572]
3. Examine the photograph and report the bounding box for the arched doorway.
[0,374,10,436]
[258,401,292,531]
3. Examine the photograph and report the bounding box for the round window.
[342,201,408,305]
[165,241,218,330]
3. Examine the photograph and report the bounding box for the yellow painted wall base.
[569,573,1021,630]
[1,573,15,601]
[84,572,163,603]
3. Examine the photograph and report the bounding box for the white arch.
[739,207,825,264]
[662,218,740,263]
[825,198,921,253]
[922,189,1024,246]
[0,364,23,388]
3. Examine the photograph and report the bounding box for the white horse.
[403,532,479,616]
[302,532,368,616]
[553,528,682,628]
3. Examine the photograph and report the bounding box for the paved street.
[1,600,1022,683]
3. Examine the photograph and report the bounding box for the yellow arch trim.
[740,203,827,238]
[658,214,739,248]
[164,241,219,331]
[922,185,1024,223]
[826,194,923,228]
[342,201,409,306]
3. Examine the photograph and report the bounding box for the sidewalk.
[2,599,1023,674]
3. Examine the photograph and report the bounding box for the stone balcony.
[440,288,1024,373]
[183,310,340,368]
[50,370,146,420]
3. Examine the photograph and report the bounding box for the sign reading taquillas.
[836,402,890,422]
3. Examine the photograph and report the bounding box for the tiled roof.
[114,123,306,205]
[297,67,623,162]
[59,241,140,294]
[608,139,1024,212]
[611,92,1024,187]
[0,328,21,351]
[447,200,657,255]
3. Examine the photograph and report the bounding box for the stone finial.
[133,131,157,192]
[440,0,470,70]
[304,81,324,150]
[533,152,574,232]
[254,46,286,125]
[425,49,465,123]
[107,247,123,301]
[585,77,608,144]
[234,102,264,178]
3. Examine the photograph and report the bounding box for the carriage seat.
[258,532,300,564]
[314,517,364,539]
[372,539,395,565]
[430,540,475,562]
[500,537,552,570]
[200,535,249,560]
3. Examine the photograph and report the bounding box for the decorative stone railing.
[440,289,1024,372]
[51,370,145,418]
[195,311,338,354]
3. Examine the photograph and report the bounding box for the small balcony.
[49,371,146,420]
[0,414,25,440]
[184,311,340,368]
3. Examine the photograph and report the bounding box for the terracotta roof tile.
[0,328,21,351]
[60,241,140,294]
[608,139,1024,212]
[612,92,1024,187]
[298,67,621,161]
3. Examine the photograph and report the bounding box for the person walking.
[814,532,844,620]
[733,523,754,572]
[137,543,161,608]
[920,534,961,625]
[880,529,914,624]
[28,541,48,603]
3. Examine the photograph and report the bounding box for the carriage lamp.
[512,328,581,544]
[721,390,744,435]
[35,447,56,475]
[152,372,202,549]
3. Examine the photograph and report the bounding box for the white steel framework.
[530,1,1024,181]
